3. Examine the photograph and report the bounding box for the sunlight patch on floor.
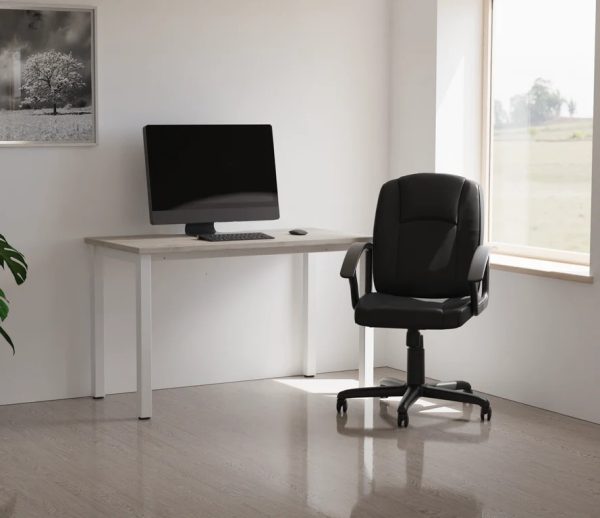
[274,379,463,413]
[419,405,462,414]
[274,378,357,394]
[382,397,435,407]
[379,397,462,414]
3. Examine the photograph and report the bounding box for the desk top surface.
[85,228,370,256]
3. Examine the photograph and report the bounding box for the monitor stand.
[185,223,215,236]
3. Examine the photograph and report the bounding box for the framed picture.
[0,5,96,146]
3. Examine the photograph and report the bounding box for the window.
[487,0,596,263]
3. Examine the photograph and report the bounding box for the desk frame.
[87,231,372,419]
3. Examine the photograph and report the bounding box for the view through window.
[490,0,595,257]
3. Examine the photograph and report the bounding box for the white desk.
[85,228,372,419]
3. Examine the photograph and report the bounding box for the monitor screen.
[143,124,279,225]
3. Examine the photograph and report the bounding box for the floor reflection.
[0,488,16,518]
[336,399,490,518]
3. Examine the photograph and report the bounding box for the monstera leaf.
[0,235,27,353]
[0,289,7,321]
[0,326,13,354]
[0,235,27,285]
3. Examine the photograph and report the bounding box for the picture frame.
[0,4,96,146]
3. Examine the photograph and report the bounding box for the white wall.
[0,0,391,404]
[389,0,438,176]
[435,0,484,180]
[386,0,600,424]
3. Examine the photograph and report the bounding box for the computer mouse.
[289,228,308,236]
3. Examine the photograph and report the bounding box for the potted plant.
[0,235,28,353]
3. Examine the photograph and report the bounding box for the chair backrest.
[373,173,482,299]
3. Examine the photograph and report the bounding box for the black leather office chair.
[337,173,491,428]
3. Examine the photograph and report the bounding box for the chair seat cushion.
[354,292,472,330]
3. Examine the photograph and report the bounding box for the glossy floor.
[0,368,599,517]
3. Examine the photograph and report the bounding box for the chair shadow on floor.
[337,400,491,518]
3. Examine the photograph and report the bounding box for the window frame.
[481,0,592,267]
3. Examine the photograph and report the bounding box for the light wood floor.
[0,367,599,517]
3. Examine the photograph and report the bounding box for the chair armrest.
[468,246,490,282]
[468,246,490,316]
[341,242,373,278]
[340,242,373,309]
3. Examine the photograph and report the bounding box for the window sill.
[490,254,593,284]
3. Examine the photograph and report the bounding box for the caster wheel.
[480,405,492,422]
[336,399,348,415]
[397,412,409,428]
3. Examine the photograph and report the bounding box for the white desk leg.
[136,254,152,419]
[302,253,317,377]
[358,258,374,387]
[91,246,105,399]
[358,326,374,387]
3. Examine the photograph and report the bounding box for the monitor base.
[185,222,215,236]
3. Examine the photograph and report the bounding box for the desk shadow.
[338,402,489,518]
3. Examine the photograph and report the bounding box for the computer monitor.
[143,124,280,236]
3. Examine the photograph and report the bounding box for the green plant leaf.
[0,325,15,354]
[0,288,8,321]
[0,234,28,285]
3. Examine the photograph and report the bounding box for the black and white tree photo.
[0,7,95,145]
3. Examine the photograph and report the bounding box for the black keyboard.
[198,232,275,242]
